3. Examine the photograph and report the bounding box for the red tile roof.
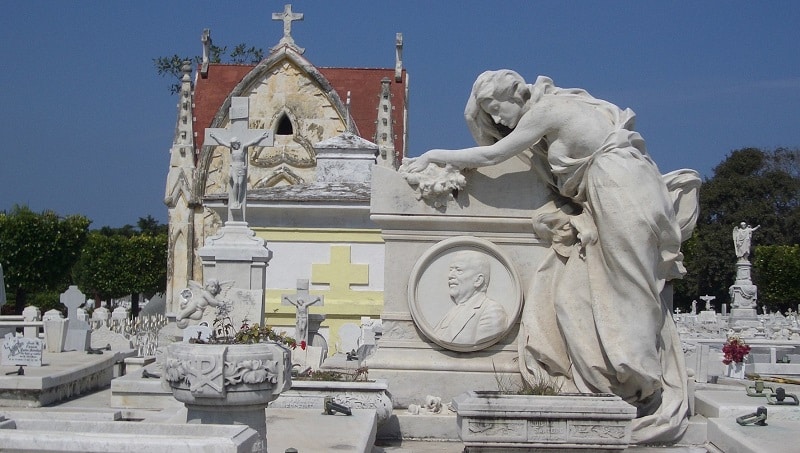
[192,64,407,159]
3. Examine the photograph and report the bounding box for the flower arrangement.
[189,312,306,351]
[722,335,751,365]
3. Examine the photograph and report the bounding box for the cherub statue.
[176,279,234,329]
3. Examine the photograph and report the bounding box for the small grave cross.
[60,285,91,351]
[282,279,323,344]
[61,286,86,323]
[205,97,273,223]
[272,4,304,52]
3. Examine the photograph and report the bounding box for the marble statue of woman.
[403,70,701,443]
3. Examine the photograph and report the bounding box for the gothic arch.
[195,46,350,197]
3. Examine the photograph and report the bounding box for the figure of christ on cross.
[205,97,273,223]
[282,279,323,345]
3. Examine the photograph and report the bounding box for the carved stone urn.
[164,342,292,453]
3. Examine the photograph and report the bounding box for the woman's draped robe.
[517,78,700,444]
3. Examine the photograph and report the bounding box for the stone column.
[197,222,271,327]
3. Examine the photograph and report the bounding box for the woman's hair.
[465,70,531,146]
[472,70,531,105]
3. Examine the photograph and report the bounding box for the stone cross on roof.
[272,4,304,54]
[205,97,273,223]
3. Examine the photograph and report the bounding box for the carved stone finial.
[346,91,352,133]
[201,28,212,77]
[375,77,397,168]
[395,33,403,82]
[272,4,304,54]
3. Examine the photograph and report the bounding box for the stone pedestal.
[729,260,757,309]
[729,260,759,326]
[367,164,552,408]
[164,342,291,453]
[198,221,271,327]
[452,391,636,452]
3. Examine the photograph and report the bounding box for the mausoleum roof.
[192,64,407,158]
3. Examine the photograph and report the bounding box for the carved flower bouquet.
[722,335,751,365]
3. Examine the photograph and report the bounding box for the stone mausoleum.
[164,6,408,351]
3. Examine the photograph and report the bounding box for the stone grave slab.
[0,348,133,407]
[708,415,800,453]
[695,388,800,419]
[0,418,261,453]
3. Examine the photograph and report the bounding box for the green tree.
[0,206,90,313]
[675,148,800,311]
[73,219,167,317]
[754,245,800,310]
[154,43,264,94]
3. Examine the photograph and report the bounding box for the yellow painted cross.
[311,245,369,300]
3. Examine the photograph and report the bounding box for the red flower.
[722,336,751,365]
[300,340,307,350]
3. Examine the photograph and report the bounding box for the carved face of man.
[480,98,524,129]
[448,252,489,305]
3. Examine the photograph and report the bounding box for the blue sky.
[1,1,799,228]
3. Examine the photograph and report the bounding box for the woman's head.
[465,70,531,145]
[472,70,530,106]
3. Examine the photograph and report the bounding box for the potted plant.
[164,299,301,453]
[722,335,751,379]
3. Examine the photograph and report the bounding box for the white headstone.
[2,333,44,367]
[42,309,63,321]
[21,305,41,339]
[112,306,128,321]
[22,306,41,322]
[43,318,68,353]
[91,324,134,351]
[92,306,110,326]
[337,323,361,354]
[60,286,90,351]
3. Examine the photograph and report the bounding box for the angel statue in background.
[732,222,760,261]
[176,279,234,329]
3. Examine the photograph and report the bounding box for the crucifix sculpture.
[282,279,323,345]
[205,97,273,223]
